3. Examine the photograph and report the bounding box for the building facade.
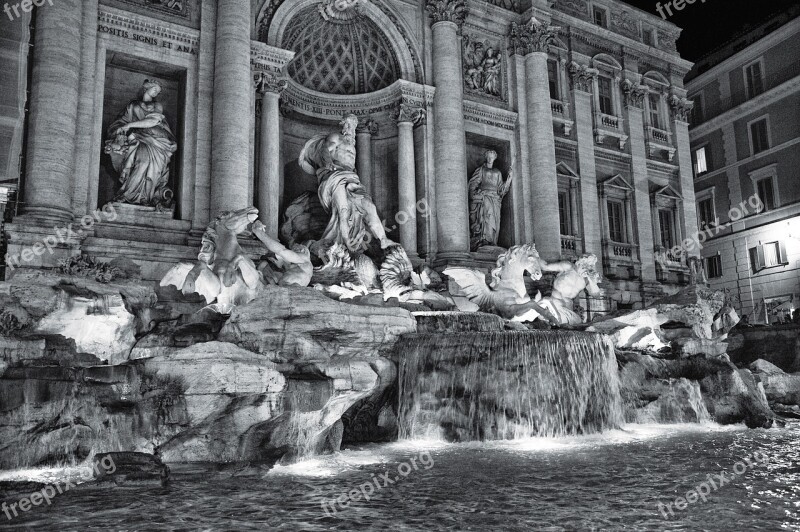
[0,0,698,311]
[687,8,800,323]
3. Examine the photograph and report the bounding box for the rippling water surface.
[2,423,799,531]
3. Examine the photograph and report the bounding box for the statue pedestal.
[107,203,175,225]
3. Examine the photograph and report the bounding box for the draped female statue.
[105,79,178,209]
[468,150,513,250]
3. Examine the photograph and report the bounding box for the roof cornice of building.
[687,11,800,87]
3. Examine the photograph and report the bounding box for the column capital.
[356,118,379,136]
[568,61,598,93]
[253,71,287,95]
[668,94,693,123]
[509,17,560,56]
[620,78,648,109]
[394,102,427,126]
[425,0,468,29]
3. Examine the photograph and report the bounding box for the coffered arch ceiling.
[257,0,422,93]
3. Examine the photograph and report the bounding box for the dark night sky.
[619,0,797,62]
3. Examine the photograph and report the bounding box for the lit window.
[705,255,722,279]
[750,241,788,272]
[593,7,607,28]
[598,76,613,115]
[749,118,770,155]
[745,61,765,98]
[694,147,708,175]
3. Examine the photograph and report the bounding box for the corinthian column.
[211,0,252,215]
[22,0,83,222]
[426,0,470,260]
[509,17,561,260]
[356,119,378,196]
[394,103,426,259]
[254,72,287,238]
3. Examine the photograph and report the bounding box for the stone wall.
[728,325,800,372]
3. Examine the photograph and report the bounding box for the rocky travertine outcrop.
[617,350,774,428]
[0,269,158,365]
[218,285,416,361]
[749,359,800,411]
[0,284,415,467]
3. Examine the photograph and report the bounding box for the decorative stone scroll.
[425,0,468,28]
[508,17,560,56]
[568,61,598,93]
[356,118,379,136]
[552,0,588,18]
[393,102,427,125]
[253,71,288,95]
[620,79,648,109]
[668,95,694,123]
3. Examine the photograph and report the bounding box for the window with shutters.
[750,241,788,272]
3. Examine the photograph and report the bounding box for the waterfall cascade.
[397,326,624,442]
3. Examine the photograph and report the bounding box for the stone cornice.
[509,17,560,56]
[690,75,800,138]
[463,99,518,131]
[688,18,800,90]
[97,6,200,54]
[425,0,468,28]
[550,11,693,74]
[281,79,434,121]
[250,41,295,74]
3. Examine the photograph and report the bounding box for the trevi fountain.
[0,0,799,530]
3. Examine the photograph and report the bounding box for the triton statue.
[445,247,602,325]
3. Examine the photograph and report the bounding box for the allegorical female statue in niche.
[469,149,513,250]
[104,79,178,209]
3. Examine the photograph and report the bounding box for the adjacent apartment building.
[687,6,800,323]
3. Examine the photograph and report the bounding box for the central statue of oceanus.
[299,114,397,253]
